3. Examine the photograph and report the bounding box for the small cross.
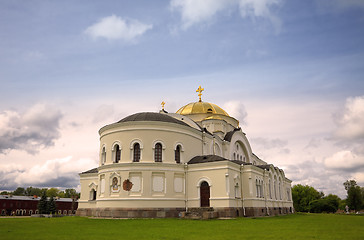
[161,101,165,110]
[196,85,204,102]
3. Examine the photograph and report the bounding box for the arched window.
[279,182,282,200]
[115,145,121,163]
[269,179,272,199]
[101,147,106,165]
[90,189,96,200]
[154,143,162,162]
[133,143,140,162]
[274,181,277,200]
[175,145,181,163]
[233,153,236,160]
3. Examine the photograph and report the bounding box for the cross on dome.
[196,86,204,102]
[161,101,165,110]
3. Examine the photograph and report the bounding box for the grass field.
[1,213,363,240]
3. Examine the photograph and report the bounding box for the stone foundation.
[77,206,293,218]
[76,208,185,218]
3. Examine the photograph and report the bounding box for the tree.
[344,180,357,191]
[25,187,43,197]
[0,191,9,195]
[38,192,48,214]
[12,187,25,196]
[46,188,60,198]
[292,184,322,212]
[309,194,340,213]
[347,185,363,211]
[344,180,363,211]
[64,188,78,198]
[47,197,57,214]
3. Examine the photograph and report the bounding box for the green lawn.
[1,213,363,240]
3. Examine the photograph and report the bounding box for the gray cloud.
[333,96,364,142]
[0,104,63,154]
[0,156,96,191]
[251,137,287,149]
[223,101,248,125]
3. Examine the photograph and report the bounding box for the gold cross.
[161,101,165,110]
[196,85,204,102]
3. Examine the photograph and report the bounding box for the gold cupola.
[176,86,239,129]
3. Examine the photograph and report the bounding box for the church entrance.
[200,181,210,207]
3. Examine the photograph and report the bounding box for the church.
[77,87,293,218]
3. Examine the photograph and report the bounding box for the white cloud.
[0,104,62,154]
[85,15,153,41]
[0,156,96,189]
[170,0,282,31]
[334,96,364,141]
[239,0,282,33]
[223,100,248,124]
[170,0,233,29]
[324,150,364,170]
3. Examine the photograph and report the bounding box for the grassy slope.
[1,214,363,240]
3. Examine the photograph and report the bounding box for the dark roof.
[118,112,189,127]
[223,128,241,142]
[257,164,271,170]
[81,168,98,174]
[188,155,245,165]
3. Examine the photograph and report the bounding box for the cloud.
[0,104,63,154]
[84,15,153,41]
[223,101,248,124]
[170,0,282,31]
[333,96,364,141]
[0,156,96,190]
[170,0,232,29]
[251,137,287,149]
[239,0,282,33]
[324,150,364,171]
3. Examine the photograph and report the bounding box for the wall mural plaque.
[123,179,133,191]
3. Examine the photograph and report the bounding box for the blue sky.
[0,0,364,198]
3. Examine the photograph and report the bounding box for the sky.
[0,0,364,198]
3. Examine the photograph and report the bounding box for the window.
[133,143,140,162]
[101,147,106,165]
[260,180,264,198]
[175,145,181,163]
[269,180,272,199]
[115,145,121,163]
[90,189,96,200]
[274,181,277,200]
[233,153,236,160]
[256,179,259,197]
[279,182,282,200]
[287,188,291,201]
[154,143,162,162]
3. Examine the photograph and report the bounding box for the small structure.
[77,87,293,218]
[0,195,78,216]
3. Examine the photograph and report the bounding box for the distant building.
[0,195,78,216]
[78,87,293,218]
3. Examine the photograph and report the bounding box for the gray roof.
[223,128,241,142]
[0,195,75,202]
[257,164,271,170]
[81,168,98,174]
[118,112,190,127]
[188,155,245,165]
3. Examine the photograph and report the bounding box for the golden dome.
[176,101,229,116]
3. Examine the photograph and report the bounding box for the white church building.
[77,87,293,218]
